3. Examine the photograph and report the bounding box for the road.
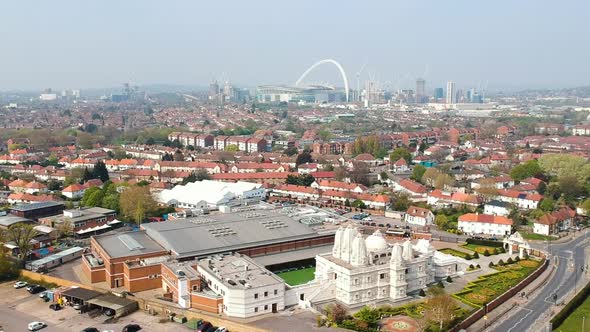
[490,231,590,332]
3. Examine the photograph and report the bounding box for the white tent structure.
[158,180,265,209]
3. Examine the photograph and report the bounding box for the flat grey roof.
[11,201,63,211]
[252,244,332,267]
[93,231,167,259]
[0,215,33,227]
[142,209,322,259]
[61,287,102,301]
[84,207,116,214]
[486,200,511,208]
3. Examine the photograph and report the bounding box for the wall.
[124,263,162,292]
[190,293,223,313]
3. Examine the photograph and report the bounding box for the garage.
[58,287,102,308]
[86,294,138,318]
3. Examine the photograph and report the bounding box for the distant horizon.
[1,1,588,91]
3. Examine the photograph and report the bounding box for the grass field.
[462,243,501,255]
[276,267,316,286]
[520,232,557,241]
[555,294,590,331]
[440,248,473,259]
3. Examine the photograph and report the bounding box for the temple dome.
[365,229,388,252]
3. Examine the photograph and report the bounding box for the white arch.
[295,59,349,102]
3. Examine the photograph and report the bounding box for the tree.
[182,169,211,185]
[477,178,498,198]
[286,174,315,187]
[389,147,412,165]
[434,214,449,229]
[379,171,389,180]
[349,161,370,186]
[318,128,331,142]
[539,198,555,212]
[81,187,104,207]
[119,185,158,224]
[434,173,454,190]
[284,146,298,157]
[7,224,38,261]
[411,164,427,182]
[55,219,74,241]
[325,303,347,324]
[81,167,94,183]
[173,150,184,161]
[581,199,590,214]
[295,150,313,166]
[510,160,542,181]
[225,144,239,152]
[92,161,109,182]
[391,193,411,211]
[351,199,366,209]
[422,168,440,187]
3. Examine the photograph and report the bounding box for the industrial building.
[157,180,265,209]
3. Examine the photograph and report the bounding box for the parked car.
[81,328,100,332]
[122,324,141,332]
[14,281,28,289]
[204,326,217,332]
[39,291,49,298]
[104,309,115,316]
[27,321,46,331]
[215,328,228,332]
[73,303,84,310]
[49,303,62,311]
[28,286,46,294]
[197,322,212,332]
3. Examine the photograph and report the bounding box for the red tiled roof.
[459,213,513,225]
[398,179,428,194]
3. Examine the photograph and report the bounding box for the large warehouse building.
[157,180,265,209]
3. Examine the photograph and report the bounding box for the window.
[264,291,268,297]
[274,289,278,295]
[254,293,258,299]
[354,278,359,285]
[367,276,371,282]
[264,305,268,310]
[254,307,258,313]
[405,268,409,274]
[380,273,385,279]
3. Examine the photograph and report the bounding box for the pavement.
[469,229,590,332]
[0,281,193,332]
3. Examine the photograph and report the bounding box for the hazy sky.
[0,0,588,91]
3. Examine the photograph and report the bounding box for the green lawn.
[556,294,590,331]
[276,267,316,286]
[520,232,557,241]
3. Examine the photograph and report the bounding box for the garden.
[461,243,504,256]
[452,258,542,308]
[439,248,476,260]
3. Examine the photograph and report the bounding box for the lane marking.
[506,307,533,332]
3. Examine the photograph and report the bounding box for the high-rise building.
[208,81,220,102]
[434,88,444,101]
[416,78,426,104]
[446,81,455,104]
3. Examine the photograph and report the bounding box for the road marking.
[507,307,533,332]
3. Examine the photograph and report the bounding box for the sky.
[0,0,588,92]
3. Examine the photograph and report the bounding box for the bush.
[507,257,514,264]
[473,252,479,259]
[483,249,490,257]
[498,259,505,266]
[515,256,521,262]
[469,264,474,269]
[437,281,445,288]
[446,276,453,283]
[466,238,503,247]
[476,264,481,268]
[316,315,326,327]
[419,289,426,297]
[493,248,500,255]
[489,262,495,267]
[465,255,472,260]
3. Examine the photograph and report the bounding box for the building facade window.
[254,293,258,299]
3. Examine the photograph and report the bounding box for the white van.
[28,322,46,331]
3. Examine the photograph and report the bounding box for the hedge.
[466,238,504,248]
[551,280,590,329]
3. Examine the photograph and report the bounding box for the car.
[122,324,141,332]
[49,303,62,311]
[362,217,372,222]
[204,326,217,332]
[26,284,38,291]
[14,281,28,288]
[73,303,84,310]
[197,322,212,332]
[215,328,228,332]
[39,291,49,298]
[104,309,115,316]
[27,321,46,331]
[82,328,100,332]
[28,286,46,294]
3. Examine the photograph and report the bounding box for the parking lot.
[0,282,188,332]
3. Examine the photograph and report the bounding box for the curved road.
[491,233,588,332]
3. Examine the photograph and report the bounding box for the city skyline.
[0,0,589,91]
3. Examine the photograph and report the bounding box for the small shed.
[59,287,102,306]
[86,294,138,317]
